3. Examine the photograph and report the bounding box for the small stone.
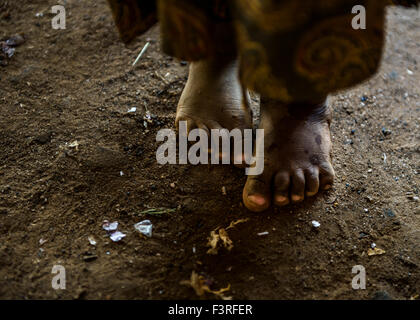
[381,127,392,136]
[384,208,395,218]
[5,34,25,47]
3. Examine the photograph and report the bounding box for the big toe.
[243,175,271,212]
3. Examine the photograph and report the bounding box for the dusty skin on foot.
[175,58,252,136]
[243,99,335,212]
[175,60,334,212]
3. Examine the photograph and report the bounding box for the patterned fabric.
[107,0,418,102]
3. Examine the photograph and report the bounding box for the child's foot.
[243,99,335,212]
[176,58,252,135]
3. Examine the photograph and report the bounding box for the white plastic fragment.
[257,231,269,236]
[127,107,137,113]
[102,220,125,242]
[311,220,321,228]
[102,220,118,232]
[407,69,413,75]
[134,219,153,238]
[110,231,126,242]
[371,243,376,249]
[88,236,97,246]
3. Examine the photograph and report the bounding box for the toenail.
[324,184,332,190]
[306,191,317,197]
[291,195,303,202]
[275,195,289,204]
[248,195,266,206]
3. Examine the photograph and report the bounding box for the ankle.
[260,97,331,124]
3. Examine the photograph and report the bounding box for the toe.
[273,171,290,206]
[319,161,335,190]
[243,174,271,212]
[176,117,197,135]
[305,167,320,197]
[291,169,305,203]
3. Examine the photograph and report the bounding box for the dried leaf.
[226,218,249,230]
[206,230,220,255]
[180,271,232,300]
[219,228,233,251]
[206,219,248,255]
[368,247,386,256]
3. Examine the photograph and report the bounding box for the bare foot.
[243,98,335,212]
[176,58,252,135]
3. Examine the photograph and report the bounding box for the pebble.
[381,127,392,136]
[384,208,395,218]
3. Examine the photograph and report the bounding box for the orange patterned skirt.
[107,0,418,102]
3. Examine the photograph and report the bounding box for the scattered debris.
[120,171,124,176]
[127,107,136,113]
[226,218,249,230]
[384,208,396,218]
[221,186,227,195]
[102,220,126,242]
[406,69,413,75]
[39,238,47,245]
[143,110,155,128]
[381,127,392,136]
[1,34,25,65]
[207,228,233,255]
[35,12,44,17]
[68,140,79,150]
[110,231,126,242]
[406,192,419,202]
[257,231,269,236]
[180,271,232,300]
[170,182,175,188]
[132,41,150,67]
[311,220,321,228]
[5,34,25,47]
[88,236,97,246]
[138,208,176,216]
[83,253,98,262]
[102,220,118,232]
[134,219,153,238]
[371,243,376,249]
[368,247,386,256]
[206,218,250,255]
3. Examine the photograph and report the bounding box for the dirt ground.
[0,0,419,300]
